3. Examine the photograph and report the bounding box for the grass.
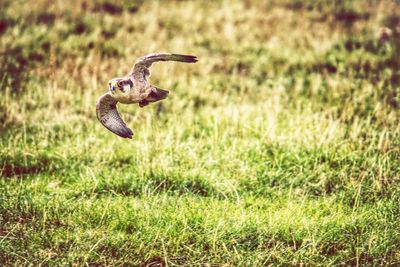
[1,0,400,265]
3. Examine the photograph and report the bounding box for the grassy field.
[1,0,400,265]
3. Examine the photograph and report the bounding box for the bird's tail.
[146,87,169,102]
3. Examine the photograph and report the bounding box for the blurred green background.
[1,0,399,265]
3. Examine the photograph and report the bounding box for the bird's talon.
[139,100,149,107]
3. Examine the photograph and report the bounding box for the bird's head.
[108,78,133,97]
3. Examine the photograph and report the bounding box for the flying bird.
[96,53,198,138]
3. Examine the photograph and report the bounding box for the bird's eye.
[127,80,133,88]
[117,81,123,87]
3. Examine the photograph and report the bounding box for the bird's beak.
[109,81,118,93]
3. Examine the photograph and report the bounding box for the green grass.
[1,0,400,265]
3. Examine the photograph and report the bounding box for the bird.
[96,53,198,139]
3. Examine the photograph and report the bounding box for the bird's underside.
[96,53,197,138]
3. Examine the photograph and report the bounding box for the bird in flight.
[96,53,197,139]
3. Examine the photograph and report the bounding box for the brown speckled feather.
[96,93,133,139]
[129,53,197,82]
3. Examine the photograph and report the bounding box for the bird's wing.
[96,93,133,139]
[129,53,197,80]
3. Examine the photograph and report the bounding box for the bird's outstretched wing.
[129,53,197,80]
[96,93,133,139]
